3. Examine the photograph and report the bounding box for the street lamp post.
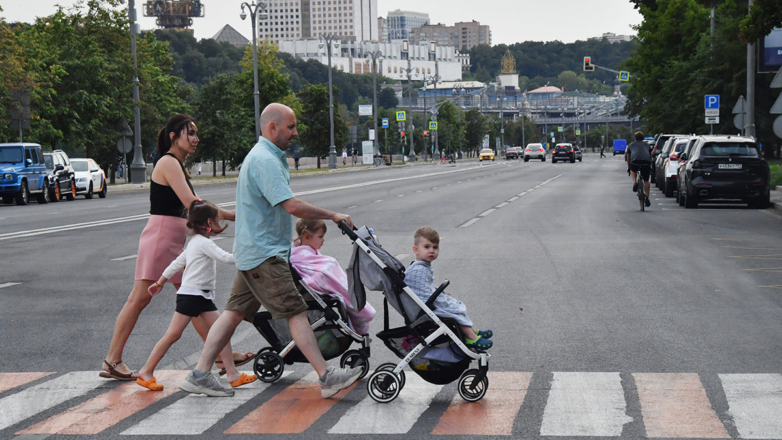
[240,1,268,141]
[319,34,340,169]
[403,62,416,162]
[128,0,146,184]
[366,49,383,156]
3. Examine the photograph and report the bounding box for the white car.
[71,158,106,199]
[524,143,546,162]
[662,137,694,198]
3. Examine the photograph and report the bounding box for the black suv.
[552,144,578,163]
[42,150,76,202]
[678,135,770,209]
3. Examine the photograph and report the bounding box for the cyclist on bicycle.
[625,131,652,208]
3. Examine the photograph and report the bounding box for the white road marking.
[211,237,226,241]
[540,372,632,436]
[0,372,104,431]
[346,205,357,209]
[479,209,496,217]
[508,197,519,202]
[328,375,443,434]
[459,218,481,228]
[495,202,508,208]
[373,199,383,203]
[720,374,782,439]
[122,371,290,435]
[416,190,423,193]
[397,194,405,197]
[111,255,137,261]
[0,282,21,289]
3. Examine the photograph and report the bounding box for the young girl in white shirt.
[136,199,256,391]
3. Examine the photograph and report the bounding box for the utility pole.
[128,0,146,184]
[746,0,756,138]
[404,61,416,162]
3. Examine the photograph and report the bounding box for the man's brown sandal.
[98,359,135,381]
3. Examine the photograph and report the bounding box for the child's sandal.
[466,337,493,351]
[476,329,493,339]
[136,377,164,391]
[230,373,257,388]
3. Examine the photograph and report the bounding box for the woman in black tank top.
[100,115,243,381]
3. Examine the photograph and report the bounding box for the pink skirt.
[135,215,188,283]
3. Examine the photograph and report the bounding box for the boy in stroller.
[405,227,493,350]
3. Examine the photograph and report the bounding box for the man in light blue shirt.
[182,103,363,399]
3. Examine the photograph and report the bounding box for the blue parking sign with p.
[705,95,720,109]
[382,118,389,128]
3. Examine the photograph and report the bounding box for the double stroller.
[340,222,490,403]
[250,264,371,382]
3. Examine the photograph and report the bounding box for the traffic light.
[400,131,405,137]
[583,56,595,72]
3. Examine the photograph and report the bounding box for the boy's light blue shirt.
[234,137,295,271]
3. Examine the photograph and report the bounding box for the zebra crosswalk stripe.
[540,372,632,436]
[0,372,104,432]
[123,371,289,436]
[328,374,443,434]
[0,372,53,395]
[720,373,782,439]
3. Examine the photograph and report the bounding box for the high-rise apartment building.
[378,16,387,43]
[257,0,378,43]
[386,9,429,41]
[408,20,491,50]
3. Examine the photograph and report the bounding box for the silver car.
[524,143,546,162]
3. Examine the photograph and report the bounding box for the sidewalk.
[771,187,782,214]
[108,157,471,194]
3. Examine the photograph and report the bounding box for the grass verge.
[770,159,781,190]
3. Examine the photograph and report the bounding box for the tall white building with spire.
[257,0,379,43]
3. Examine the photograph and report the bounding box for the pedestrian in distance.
[195,158,202,175]
[404,227,494,350]
[352,149,358,166]
[180,103,362,398]
[293,148,300,171]
[137,199,256,391]
[342,148,348,166]
[600,144,606,158]
[100,114,250,381]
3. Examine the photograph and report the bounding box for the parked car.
[612,139,627,156]
[573,145,583,162]
[0,143,52,205]
[552,144,576,163]
[524,143,546,162]
[479,149,495,162]
[678,135,770,209]
[676,138,702,206]
[71,158,107,199]
[505,147,519,160]
[661,137,694,198]
[650,134,676,183]
[654,137,682,190]
[42,151,76,202]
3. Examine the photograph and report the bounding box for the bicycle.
[636,173,646,211]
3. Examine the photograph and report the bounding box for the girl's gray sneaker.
[319,366,363,398]
[180,371,235,397]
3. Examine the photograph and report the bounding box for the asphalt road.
[1,155,781,439]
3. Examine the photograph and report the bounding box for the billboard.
[759,28,782,73]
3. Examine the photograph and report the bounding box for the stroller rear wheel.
[367,370,401,403]
[339,350,370,380]
[253,347,284,383]
[457,369,489,402]
[375,362,405,390]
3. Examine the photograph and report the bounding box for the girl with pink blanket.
[290,219,375,334]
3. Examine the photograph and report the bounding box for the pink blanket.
[290,245,375,334]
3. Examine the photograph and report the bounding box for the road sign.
[382,118,389,128]
[705,116,719,124]
[557,126,563,132]
[396,111,406,121]
[705,109,719,117]
[771,68,782,88]
[771,94,782,115]
[732,96,746,114]
[704,95,720,109]
[733,114,745,130]
[358,105,373,116]
[619,71,630,81]
[773,117,782,138]
[369,129,375,141]
[429,121,438,130]
[121,120,134,137]
[576,129,581,135]
[116,138,132,154]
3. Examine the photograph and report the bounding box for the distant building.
[256,0,379,44]
[386,10,429,41]
[408,21,491,50]
[455,50,471,72]
[276,39,463,81]
[378,17,387,43]
[211,24,249,48]
[589,32,634,43]
[527,85,564,100]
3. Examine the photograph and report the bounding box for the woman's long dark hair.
[156,114,196,164]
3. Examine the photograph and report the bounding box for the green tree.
[379,87,399,109]
[739,0,782,43]
[297,83,348,168]
[464,109,485,156]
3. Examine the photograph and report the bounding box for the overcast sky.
[2,0,642,44]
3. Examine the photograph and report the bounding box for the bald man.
[180,103,361,398]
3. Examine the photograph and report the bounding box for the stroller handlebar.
[338,220,359,241]
[425,280,450,309]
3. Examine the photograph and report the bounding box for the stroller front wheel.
[253,347,284,383]
[457,369,489,402]
[367,370,401,403]
[375,362,406,390]
[340,350,370,380]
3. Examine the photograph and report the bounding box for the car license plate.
[718,164,742,169]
